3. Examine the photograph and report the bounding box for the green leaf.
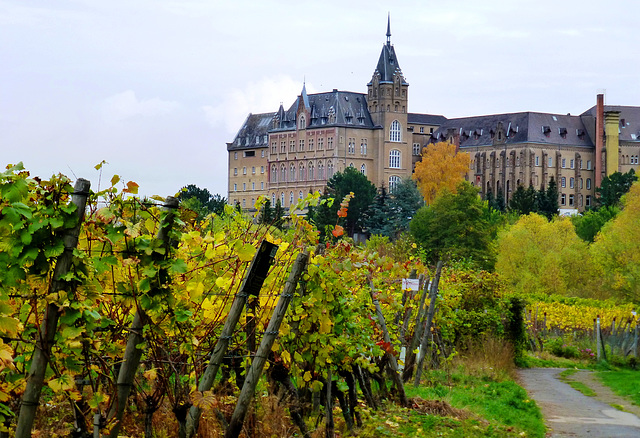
[59,309,82,326]
[169,259,188,275]
[11,202,32,219]
[110,174,120,186]
[237,242,256,262]
[44,240,64,258]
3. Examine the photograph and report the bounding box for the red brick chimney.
[595,94,604,188]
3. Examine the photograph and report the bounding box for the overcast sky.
[2,0,639,198]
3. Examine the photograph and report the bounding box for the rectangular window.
[243,167,247,175]
[261,150,265,158]
[289,141,295,152]
[243,183,246,191]
[361,139,367,155]
[252,166,255,175]
[252,182,255,190]
[233,183,237,191]
[280,141,286,153]
[570,159,575,169]
[271,142,276,153]
[586,195,591,207]
[561,193,566,205]
[586,178,592,190]
[318,138,324,150]
[569,194,574,206]
[309,139,314,151]
[234,168,238,176]
[234,152,238,160]
[587,160,592,170]
[535,156,540,166]
[548,157,553,167]
[261,166,264,174]
[299,140,305,151]
[562,158,566,168]
[244,151,255,157]
[328,137,334,149]
[570,177,574,189]
[261,182,264,189]
[413,143,421,156]
[561,177,566,188]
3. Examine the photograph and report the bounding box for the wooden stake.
[15,179,90,438]
[414,260,443,388]
[225,251,309,438]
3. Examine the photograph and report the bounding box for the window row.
[233,182,265,192]
[622,155,639,165]
[271,137,334,154]
[560,177,592,190]
[233,166,265,176]
[270,161,335,183]
[479,156,592,170]
[560,193,591,208]
[347,138,368,155]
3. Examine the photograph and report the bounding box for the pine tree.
[363,186,395,238]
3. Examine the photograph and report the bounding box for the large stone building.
[227,21,640,213]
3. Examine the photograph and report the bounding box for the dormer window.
[542,126,551,136]
[559,127,567,138]
[298,115,306,130]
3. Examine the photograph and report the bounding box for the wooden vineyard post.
[225,251,309,438]
[15,179,91,438]
[325,368,334,438]
[185,239,279,438]
[414,260,443,388]
[369,282,408,407]
[107,196,179,438]
[403,275,430,381]
[596,316,602,361]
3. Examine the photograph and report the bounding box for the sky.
[2,0,640,198]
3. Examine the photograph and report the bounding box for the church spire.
[386,13,391,46]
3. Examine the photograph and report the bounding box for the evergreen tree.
[509,185,537,215]
[537,177,559,219]
[259,199,273,225]
[390,178,424,232]
[363,186,395,238]
[273,199,285,230]
[494,187,506,212]
[596,169,637,209]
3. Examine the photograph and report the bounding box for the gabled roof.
[408,113,447,126]
[271,90,376,131]
[227,112,275,151]
[581,105,640,142]
[434,112,594,149]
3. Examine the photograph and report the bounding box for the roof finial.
[386,13,391,46]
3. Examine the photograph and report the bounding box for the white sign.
[402,278,420,291]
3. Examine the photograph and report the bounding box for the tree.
[390,177,424,231]
[273,198,285,230]
[412,141,470,204]
[571,206,619,243]
[596,169,637,209]
[591,181,640,301]
[537,177,559,219]
[495,213,595,297]
[178,184,226,218]
[363,186,395,238]
[311,167,376,238]
[508,184,537,215]
[410,181,496,270]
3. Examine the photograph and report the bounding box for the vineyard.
[0,163,637,437]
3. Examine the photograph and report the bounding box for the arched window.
[318,161,324,180]
[561,177,566,188]
[389,149,401,168]
[280,192,285,206]
[586,178,592,190]
[298,114,306,129]
[327,161,334,178]
[271,193,276,205]
[299,191,303,200]
[360,164,366,175]
[271,164,277,182]
[349,162,354,168]
[389,176,400,193]
[390,120,401,142]
[281,164,287,182]
[299,163,305,181]
[290,163,296,181]
[308,162,314,180]
[290,191,294,204]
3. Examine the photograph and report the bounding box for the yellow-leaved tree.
[591,181,640,302]
[495,213,598,298]
[412,141,470,204]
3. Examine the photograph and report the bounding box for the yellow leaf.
[303,371,312,382]
[143,368,157,382]
[281,350,291,364]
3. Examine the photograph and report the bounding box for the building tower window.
[390,120,401,142]
[413,143,421,156]
[298,115,306,130]
[327,161,334,178]
[389,149,401,168]
[360,164,366,175]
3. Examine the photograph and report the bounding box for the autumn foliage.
[412,142,470,204]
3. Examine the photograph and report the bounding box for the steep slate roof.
[581,105,640,142]
[227,112,275,151]
[271,90,376,131]
[434,112,595,149]
[408,113,447,126]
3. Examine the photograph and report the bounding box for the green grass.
[557,368,596,396]
[405,369,545,437]
[596,370,640,406]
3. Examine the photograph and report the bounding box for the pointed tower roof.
[301,82,311,110]
[369,17,408,85]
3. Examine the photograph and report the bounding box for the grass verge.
[596,370,640,406]
[557,369,597,397]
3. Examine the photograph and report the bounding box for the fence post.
[107,196,179,438]
[596,316,602,361]
[225,251,309,438]
[185,239,279,438]
[15,179,90,438]
[369,283,408,407]
[402,275,430,381]
[414,260,443,388]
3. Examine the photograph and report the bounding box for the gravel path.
[518,368,640,437]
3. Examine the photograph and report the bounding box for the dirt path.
[518,368,640,437]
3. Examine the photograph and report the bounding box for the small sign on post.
[402,278,420,291]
